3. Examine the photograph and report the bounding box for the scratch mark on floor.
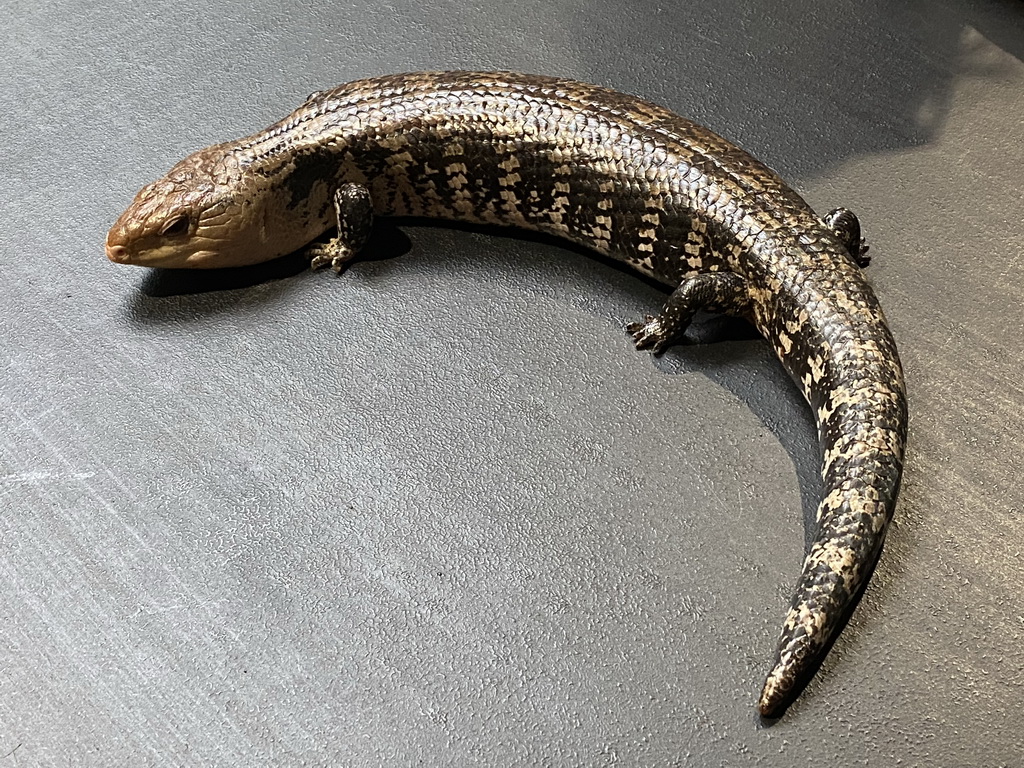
[0,471,96,485]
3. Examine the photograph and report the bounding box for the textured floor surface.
[2,1,1022,765]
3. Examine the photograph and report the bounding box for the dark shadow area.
[121,209,830,552]
[570,0,1024,179]
[119,223,414,327]
[657,327,825,551]
[966,0,1024,62]
[138,250,311,298]
[390,215,678,295]
[136,224,414,298]
[365,219,828,551]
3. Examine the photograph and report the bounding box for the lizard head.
[106,145,271,269]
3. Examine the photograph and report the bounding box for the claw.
[308,241,355,273]
[625,314,655,335]
[854,239,871,267]
[627,316,670,355]
[309,249,333,270]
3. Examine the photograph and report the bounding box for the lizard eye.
[159,215,190,237]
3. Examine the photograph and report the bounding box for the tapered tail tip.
[758,668,794,718]
[757,623,827,718]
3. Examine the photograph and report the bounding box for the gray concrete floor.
[2,1,1023,765]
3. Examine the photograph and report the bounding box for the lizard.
[105,71,908,717]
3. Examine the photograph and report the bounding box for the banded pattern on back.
[238,73,829,287]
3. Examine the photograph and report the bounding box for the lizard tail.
[759,348,907,717]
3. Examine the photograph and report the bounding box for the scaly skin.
[106,71,908,716]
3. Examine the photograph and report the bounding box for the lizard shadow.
[415,218,826,548]
[120,215,838,717]
[124,215,824,552]
[653,318,824,552]
[130,224,414,300]
[119,224,415,328]
[378,217,825,549]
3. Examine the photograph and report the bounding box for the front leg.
[823,207,870,267]
[628,272,750,355]
[307,183,374,273]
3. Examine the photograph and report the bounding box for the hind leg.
[627,272,751,355]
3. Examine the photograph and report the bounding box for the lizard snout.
[106,243,131,263]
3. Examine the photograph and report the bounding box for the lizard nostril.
[106,244,131,263]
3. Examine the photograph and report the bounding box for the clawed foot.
[308,183,374,273]
[627,272,749,357]
[627,314,674,355]
[853,239,871,267]
[824,208,871,268]
[308,240,355,273]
